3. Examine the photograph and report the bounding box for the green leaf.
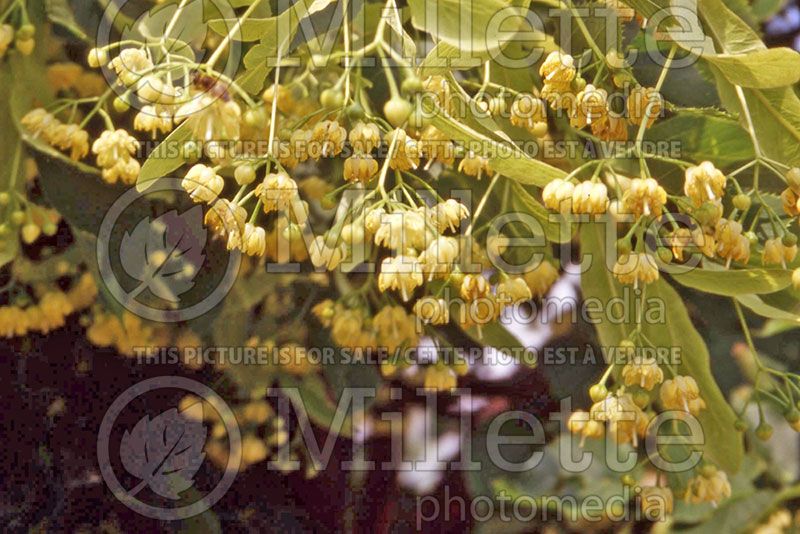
[755,319,800,338]
[676,0,800,165]
[45,0,88,41]
[580,223,744,473]
[408,0,530,59]
[236,0,336,70]
[643,110,754,168]
[711,69,800,167]
[208,17,278,42]
[211,270,284,346]
[736,294,800,323]
[279,374,353,438]
[620,0,670,19]
[663,0,800,89]
[676,490,777,534]
[136,120,193,191]
[705,48,800,89]
[671,265,793,296]
[428,109,567,187]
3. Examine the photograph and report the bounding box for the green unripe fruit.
[16,24,35,40]
[785,409,800,424]
[782,232,798,247]
[632,390,650,409]
[621,475,636,487]
[589,384,608,402]
[616,238,632,255]
[573,77,587,92]
[656,247,673,264]
[401,76,423,95]
[346,102,365,120]
[281,223,303,242]
[605,50,626,69]
[384,96,413,127]
[734,418,747,432]
[320,194,338,210]
[113,96,130,113]
[698,463,717,478]
[529,122,549,138]
[755,423,774,441]
[732,194,751,212]
[320,88,344,108]
[10,210,25,226]
[42,221,58,236]
[0,192,9,206]
[244,107,267,128]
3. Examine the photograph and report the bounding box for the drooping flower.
[613,252,660,287]
[572,181,609,214]
[348,121,381,153]
[343,154,379,184]
[109,48,153,86]
[378,255,423,301]
[385,129,420,171]
[660,375,706,414]
[684,161,726,207]
[414,297,450,325]
[523,260,560,298]
[539,51,576,85]
[181,164,224,203]
[621,355,664,390]
[542,179,575,215]
[174,94,241,142]
[92,129,140,185]
[429,199,470,233]
[622,178,667,217]
[255,173,298,213]
[715,218,751,265]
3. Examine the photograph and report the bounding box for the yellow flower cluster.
[535,51,664,141]
[87,310,170,356]
[0,273,96,337]
[91,129,141,185]
[21,108,90,161]
[542,179,610,215]
[684,467,731,506]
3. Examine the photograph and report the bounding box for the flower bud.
[87,48,109,68]
[384,97,413,127]
[319,88,344,108]
[733,193,751,211]
[234,164,256,186]
[589,384,608,403]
